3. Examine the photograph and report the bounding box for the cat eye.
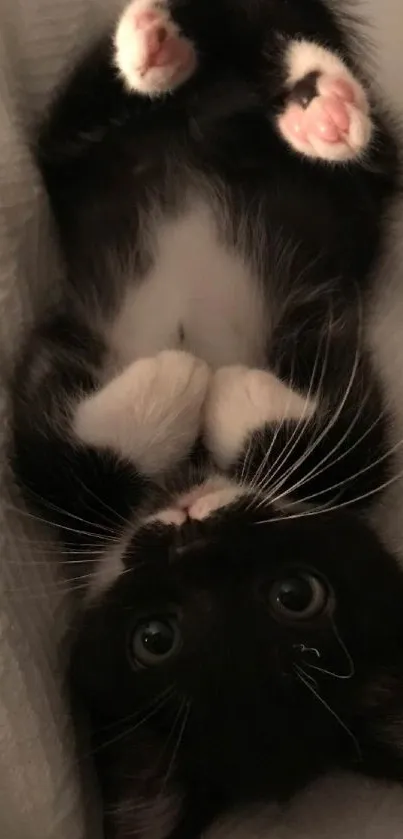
[129,616,182,668]
[269,573,328,622]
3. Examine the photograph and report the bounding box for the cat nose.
[172,518,208,558]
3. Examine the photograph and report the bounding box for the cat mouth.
[144,476,244,527]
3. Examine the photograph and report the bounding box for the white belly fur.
[108,200,268,370]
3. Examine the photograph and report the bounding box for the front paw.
[277,41,372,162]
[114,0,197,96]
[74,350,210,475]
[204,366,315,470]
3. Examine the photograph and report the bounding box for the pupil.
[277,577,313,612]
[141,621,174,656]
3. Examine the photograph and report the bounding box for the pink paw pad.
[115,0,197,95]
[131,10,183,73]
[279,74,371,162]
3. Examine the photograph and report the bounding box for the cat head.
[71,477,403,837]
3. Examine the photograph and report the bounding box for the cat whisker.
[21,487,119,536]
[4,566,132,597]
[268,387,379,508]
[75,475,135,530]
[293,643,321,658]
[83,687,177,760]
[160,699,191,796]
[98,686,176,735]
[239,437,254,486]
[248,338,316,497]
[255,307,333,497]
[5,547,107,563]
[4,537,107,553]
[294,663,318,689]
[3,582,90,599]
[246,356,300,495]
[296,622,355,681]
[271,404,391,510]
[4,501,119,542]
[248,390,299,498]
[259,295,364,505]
[304,661,354,680]
[4,572,96,592]
[154,695,188,772]
[294,665,362,760]
[264,340,361,506]
[263,440,403,524]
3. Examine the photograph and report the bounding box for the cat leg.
[204,365,316,471]
[114,0,198,96]
[12,315,209,547]
[74,350,209,475]
[277,42,372,162]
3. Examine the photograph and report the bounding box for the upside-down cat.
[11,1,403,837]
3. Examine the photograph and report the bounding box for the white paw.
[278,41,372,162]
[114,0,197,96]
[74,350,210,476]
[204,366,316,470]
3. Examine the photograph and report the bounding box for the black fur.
[71,509,403,839]
[9,1,403,837]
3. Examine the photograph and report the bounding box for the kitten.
[10,0,403,837]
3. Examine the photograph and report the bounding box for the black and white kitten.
[10,0,403,837]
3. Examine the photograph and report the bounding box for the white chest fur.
[108,201,268,370]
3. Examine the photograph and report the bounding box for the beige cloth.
[0,2,119,836]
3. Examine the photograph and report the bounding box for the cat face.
[72,481,403,826]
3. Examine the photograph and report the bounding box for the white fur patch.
[114,0,197,96]
[178,475,243,520]
[108,201,268,371]
[285,41,353,88]
[205,366,316,469]
[185,482,243,521]
[143,507,188,528]
[86,537,128,601]
[73,350,209,474]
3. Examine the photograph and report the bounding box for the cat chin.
[143,474,245,526]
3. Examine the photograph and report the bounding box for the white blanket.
[1,1,403,837]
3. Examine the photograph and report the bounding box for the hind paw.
[114,0,197,96]
[278,42,372,162]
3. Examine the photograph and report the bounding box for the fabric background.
[1,0,403,836]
